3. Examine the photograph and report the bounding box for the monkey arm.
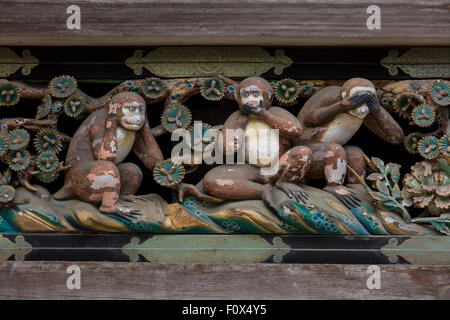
[364,107,404,144]
[261,107,303,139]
[133,120,164,170]
[91,108,118,162]
[218,111,248,155]
[300,86,352,127]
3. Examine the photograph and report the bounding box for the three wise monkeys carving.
[54,77,404,216]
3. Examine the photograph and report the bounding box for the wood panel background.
[0,262,449,299]
[0,0,449,46]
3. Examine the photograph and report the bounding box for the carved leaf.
[387,163,401,184]
[392,184,401,200]
[369,191,391,202]
[366,173,384,181]
[376,180,390,195]
[370,157,386,173]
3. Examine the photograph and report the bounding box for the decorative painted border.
[1,234,448,265]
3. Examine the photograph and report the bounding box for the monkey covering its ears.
[53,92,163,217]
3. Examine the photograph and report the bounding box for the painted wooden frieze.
[0,74,448,236]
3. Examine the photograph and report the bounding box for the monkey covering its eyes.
[295,78,404,208]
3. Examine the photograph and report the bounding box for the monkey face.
[118,101,146,131]
[240,85,265,107]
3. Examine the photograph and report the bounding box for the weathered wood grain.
[0,0,448,46]
[0,262,448,299]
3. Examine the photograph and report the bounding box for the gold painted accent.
[0,48,39,77]
[0,235,31,261]
[122,235,290,263]
[381,236,450,265]
[125,47,292,77]
[380,48,450,78]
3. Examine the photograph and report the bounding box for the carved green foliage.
[349,156,410,222]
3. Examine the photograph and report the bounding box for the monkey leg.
[344,145,366,184]
[117,162,143,196]
[307,143,347,186]
[66,160,121,213]
[203,164,271,201]
[277,146,312,183]
[267,146,312,205]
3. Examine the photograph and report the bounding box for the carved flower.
[393,92,425,119]
[49,75,77,98]
[411,104,436,127]
[140,77,167,100]
[201,78,225,101]
[7,150,31,171]
[430,80,449,106]
[64,95,85,118]
[187,122,218,153]
[153,159,185,187]
[402,159,450,216]
[0,83,20,106]
[7,128,30,151]
[417,136,440,159]
[34,128,62,154]
[161,104,192,132]
[36,151,59,172]
[274,78,301,106]
[403,132,423,154]
[35,170,59,183]
[439,134,450,157]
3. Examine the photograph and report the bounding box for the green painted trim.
[381,236,450,265]
[380,48,450,78]
[0,48,39,77]
[122,235,290,263]
[125,47,292,77]
[0,235,32,261]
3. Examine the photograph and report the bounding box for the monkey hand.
[366,93,381,113]
[240,101,265,116]
[342,92,371,110]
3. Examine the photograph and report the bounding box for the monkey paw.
[276,181,309,204]
[109,206,142,222]
[324,185,361,210]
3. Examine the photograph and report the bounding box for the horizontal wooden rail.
[0,262,448,299]
[0,1,448,46]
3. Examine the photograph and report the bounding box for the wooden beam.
[0,262,448,299]
[0,1,448,46]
